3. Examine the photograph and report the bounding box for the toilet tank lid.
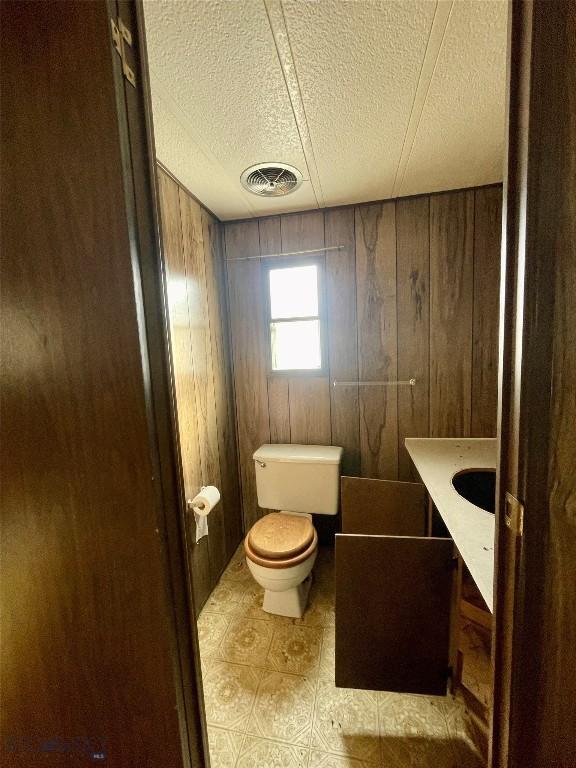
[254,444,343,465]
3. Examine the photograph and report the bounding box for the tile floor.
[198,545,484,768]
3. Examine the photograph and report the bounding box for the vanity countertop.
[405,437,497,612]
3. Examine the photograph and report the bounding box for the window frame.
[262,254,328,377]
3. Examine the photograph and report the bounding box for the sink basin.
[452,469,496,514]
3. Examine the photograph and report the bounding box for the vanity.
[406,438,496,611]
[334,438,496,732]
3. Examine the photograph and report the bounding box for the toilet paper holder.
[186,486,220,543]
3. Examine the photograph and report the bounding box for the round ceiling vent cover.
[240,163,303,197]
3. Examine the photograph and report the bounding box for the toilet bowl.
[244,511,319,617]
[245,444,342,618]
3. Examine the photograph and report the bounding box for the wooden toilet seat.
[244,513,318,569]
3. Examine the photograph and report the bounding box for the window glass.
[269,264,318,319]
[271,319,322,371]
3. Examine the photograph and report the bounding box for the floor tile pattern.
[198,544,484,768]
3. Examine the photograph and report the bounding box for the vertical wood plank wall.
[225,186,502,530]
[157,168,242,612]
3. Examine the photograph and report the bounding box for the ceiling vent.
[240,163,303,197]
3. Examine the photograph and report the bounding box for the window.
[264,259,325,373]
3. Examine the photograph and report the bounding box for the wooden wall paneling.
[1,4,188,761]
[472,186,502,437]
[214,220,245,550]
[267,377,291,443]
[259,216,291,443]
[429,190,475,437]
[287,378,332,445]
[258,214,282,257]
[201,209,243,562]
[225,187,502,498]
[158,170,212,610]
[396,196,430,480]
[280,211,332,445]
[355,202,399,479]
[280,209,325,253]
[225,221,271,530]
[179,190,226,582]
[325,208,360,474]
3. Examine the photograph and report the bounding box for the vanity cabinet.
[335,476,458,695]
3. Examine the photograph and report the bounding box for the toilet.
[244,444,343,618]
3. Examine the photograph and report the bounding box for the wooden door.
[335,477,454,695]
[1,2,202,766]
[491,2,576,766]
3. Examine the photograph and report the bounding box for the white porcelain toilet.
[244,444,343,618]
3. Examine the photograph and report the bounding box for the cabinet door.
[335,534,454,694]
[341,476,427,536]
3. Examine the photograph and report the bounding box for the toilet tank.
[254,444,343,515]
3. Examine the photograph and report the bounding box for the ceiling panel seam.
[151,70,257,220]
[391,0,454,198]
[264,0,325,209]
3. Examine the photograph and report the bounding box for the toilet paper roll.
[190,485,220,516]
[188,486,220,543]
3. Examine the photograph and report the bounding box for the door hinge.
[110,17,136,87]
[505,492,524,537]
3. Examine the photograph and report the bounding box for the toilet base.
[262,574,313,618]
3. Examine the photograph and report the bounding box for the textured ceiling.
[143,0,507,221]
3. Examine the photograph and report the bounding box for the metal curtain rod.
[228,245,344,262]
[333,379,417,387]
